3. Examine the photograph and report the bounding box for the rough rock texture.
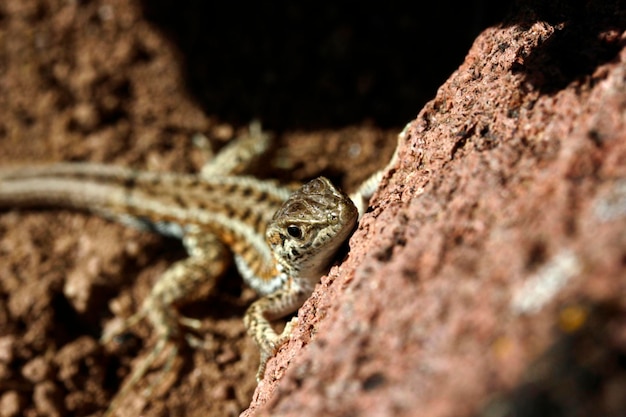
[243,2,626,417]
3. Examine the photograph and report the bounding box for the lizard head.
[265,176,358,289]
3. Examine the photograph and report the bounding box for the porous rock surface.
[243,3,626,417]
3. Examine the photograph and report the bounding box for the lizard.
[0,122,401,415]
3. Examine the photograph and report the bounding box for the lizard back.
[0,163,298,290]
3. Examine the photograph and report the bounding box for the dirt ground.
[0,1,426,416]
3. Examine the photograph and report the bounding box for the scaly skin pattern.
[247,177,358,379]
[0,123,379,416]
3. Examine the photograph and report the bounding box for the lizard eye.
[286,225,303,239]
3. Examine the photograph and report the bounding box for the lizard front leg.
[243,281,310,381]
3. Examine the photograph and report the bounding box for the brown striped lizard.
[0,122,400,415]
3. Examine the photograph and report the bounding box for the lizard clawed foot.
[100,310,146,345]
[103,336,179,417]
[101,311,206,417]
[255,317,299,381]
[180,316,213,349]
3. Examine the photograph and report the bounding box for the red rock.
[243,4,626,417]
